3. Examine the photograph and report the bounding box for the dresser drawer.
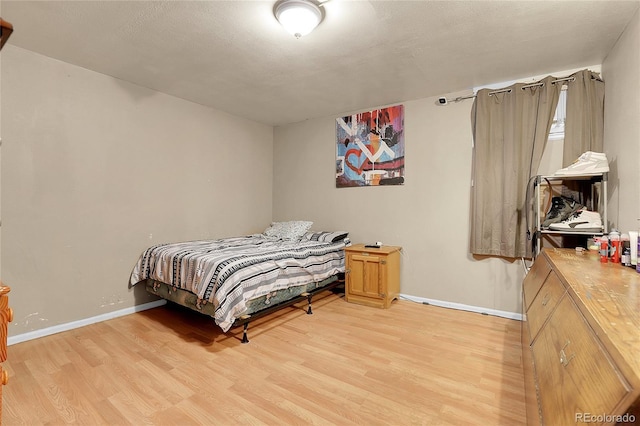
[523,256,552,311]
[532,296,630,424]
[526,272,565,342]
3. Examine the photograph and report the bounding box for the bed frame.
[145,273,344,343]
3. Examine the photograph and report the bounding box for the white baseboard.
[8,295,521,346]
[399,293,523,321]
[7,299,167,346]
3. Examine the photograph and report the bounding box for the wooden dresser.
[522,249,640,425]
[344,244,401,308]
[0,286,11,424]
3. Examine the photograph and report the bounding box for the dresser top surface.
[542,248,640,379]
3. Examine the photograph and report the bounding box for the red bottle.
[610,230,621,263]
[600,236,609,263]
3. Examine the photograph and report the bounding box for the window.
[548,89,567,141]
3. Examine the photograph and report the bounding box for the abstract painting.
[336,104,404,187]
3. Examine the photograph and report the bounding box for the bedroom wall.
[272,24,640,317]
[1,46,274,337]
[602,7,640,233]
[273,94,524,316]
[0,44,3,279]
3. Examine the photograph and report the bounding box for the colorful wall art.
[336,104,404,188]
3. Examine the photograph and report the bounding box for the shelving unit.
[533,172,608,257]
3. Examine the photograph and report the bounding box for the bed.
[129,222,349,343]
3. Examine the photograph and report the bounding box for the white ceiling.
[2,0,639,126]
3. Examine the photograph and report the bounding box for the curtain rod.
[488,76,576,96]
[444,74,601,103]
[488,75,604,96]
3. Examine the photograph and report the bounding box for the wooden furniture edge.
[541,248,640,408]
[0,18,14,51]
[344,244,402,255]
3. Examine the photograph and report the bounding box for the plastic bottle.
[600,236,609,263]
[637,235,640,272]
[637,218,640,273]
[630,231,639,267]
[610,230,621,263]
[621,233,631,266]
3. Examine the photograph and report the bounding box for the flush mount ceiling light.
[275,0,323,39]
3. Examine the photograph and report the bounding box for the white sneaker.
[554,151,609,176]
[548,209,603,232]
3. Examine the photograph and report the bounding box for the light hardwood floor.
[3,292,526,425]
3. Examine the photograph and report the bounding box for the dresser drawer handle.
[541,293,550,306]
[560,340,575,367]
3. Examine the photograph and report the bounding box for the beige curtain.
[470,76,562,258]
[563,69,605,166]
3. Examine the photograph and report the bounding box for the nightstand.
[344,244,401,308]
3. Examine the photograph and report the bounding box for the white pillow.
[264,221,313,240]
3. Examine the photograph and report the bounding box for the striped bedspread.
[129,235,346,331]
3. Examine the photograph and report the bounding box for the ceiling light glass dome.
[275,0,323,38]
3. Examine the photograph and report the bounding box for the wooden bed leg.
[241,323,249,344]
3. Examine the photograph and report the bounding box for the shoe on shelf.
[554,151,609,176]
[542,196,583,229]
[548,209,603,233]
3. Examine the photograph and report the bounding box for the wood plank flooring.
[2,293,526,425]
